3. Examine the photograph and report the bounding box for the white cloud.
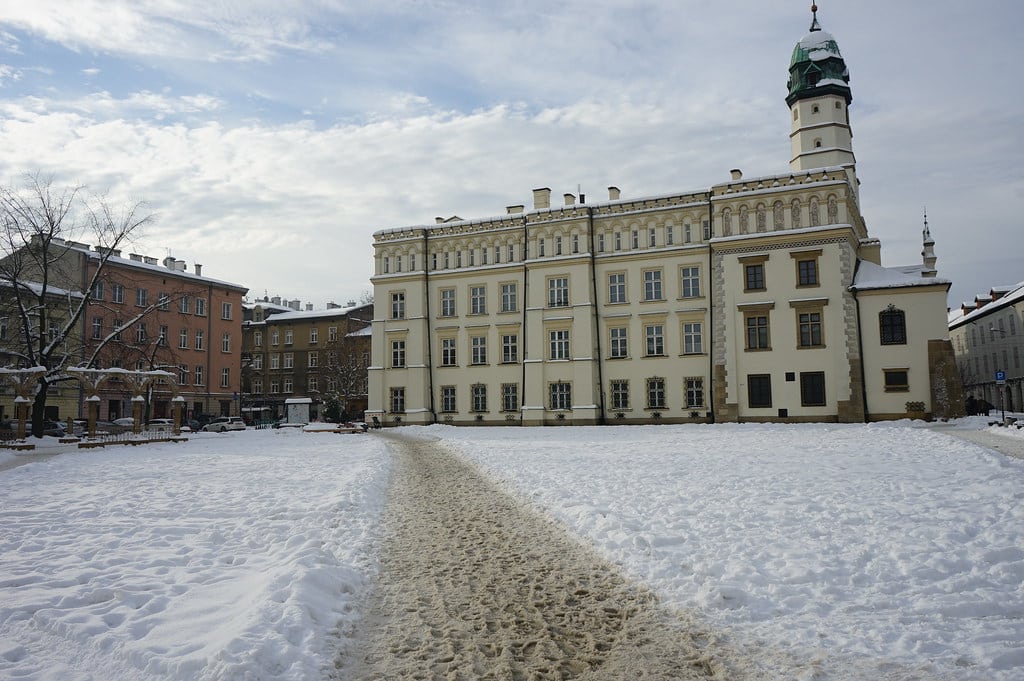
[81,67,100,76]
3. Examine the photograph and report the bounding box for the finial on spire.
[810,3,821,32]
[923,207,932,241]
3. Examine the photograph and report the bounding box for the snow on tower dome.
[786,3,851,106]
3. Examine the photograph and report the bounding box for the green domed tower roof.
[786,4,851,107]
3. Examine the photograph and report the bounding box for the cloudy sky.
[0,1,1020,309]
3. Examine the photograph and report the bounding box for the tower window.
[835,101,842,109]
[793,109,799,121]
[814,138,823,148]
[811,104,820,114]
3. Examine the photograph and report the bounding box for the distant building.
[366,8,959,426]
[242,299,372,421]
[948,282,1024,413]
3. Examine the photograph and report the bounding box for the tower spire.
[810,3,821,32]
[921,208,937,277]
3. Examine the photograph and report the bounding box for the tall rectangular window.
[646,377,666,409]
[797,259,819,286]
[283,352,294,369]
[643,270,663,301]
[501,334,518,363]
[390,387,405,413]
[501,383,519,412]
[610,380,629,409]
[195,298,206,316]
[680,266,701,298]
[270,353,280,369]
[441,386,457,412]
[441,338,457,366]
[880,307,907,345]
[391,292,405,319]
[745,313,770,350]
[550,382,571,410]
[685,377,704,408]
[798,311,823,347]
[548,277,569,307]
[179,328,189,348]
[136,288,148,307]
[683,322,703,354]
[744,263,765,291]
[391,340,406,368]
[271,330,279,345]
[179,295,190,313]
[308,351,318,368]
[222,332,231,352]
[92,280,104,301]
[608,273,626,304]
[645,324,664,356]
[221,368,230,388]
[195,365,204,386]
[221,302,232,320]
[800,372,826,406]
[309,327,318,344]
[471,336,487,365]
[549,329,570,360]
[112,283,124,304]
[609,327,628,358]
[472,384,487,412]
[158,293,169,311]
[501,283,517,312]
[179,364,189,386]
[91,317,102,340]
[284,330,293,345]
[648,228,656,247]
[470,286,486,314]
[666,226,674,245]
[440,289,456,317]
[136,324,146,343]
[748,374,772,408]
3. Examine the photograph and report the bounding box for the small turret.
[921,210,937,277]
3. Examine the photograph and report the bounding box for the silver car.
[202,417,246,432]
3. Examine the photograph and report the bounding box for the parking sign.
[995,371,1006,385]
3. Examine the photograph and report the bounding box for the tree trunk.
[31,379,48,438]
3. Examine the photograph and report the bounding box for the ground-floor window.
[549,382,571,410]
[610,380,629,410]
[684,377,704,408]
[441,386,456,413]
[800,371,826,406]
[390,387,406,413]
[501,383,519,412]
[646,377,666,409]
[883,369,909,392]
[472,384,487,412]
[748,374,772,408]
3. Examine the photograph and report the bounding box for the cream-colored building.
[367,9,959,426]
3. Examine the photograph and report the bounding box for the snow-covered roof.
[265,304,370,323]
[347,325,372,337]
[850,260,950,291]
[66,243,247,292]
[949,280,1024,329]
[0,279,84,299]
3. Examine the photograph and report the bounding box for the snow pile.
[0,430,391,681]
[433,422,1024,680]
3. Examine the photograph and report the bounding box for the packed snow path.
[340,434,723,680]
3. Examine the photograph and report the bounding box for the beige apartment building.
[367,10,959,426]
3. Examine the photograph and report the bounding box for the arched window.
[879,306,907,345]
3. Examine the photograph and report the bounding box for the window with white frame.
[178,328,188,348]
[683,322,703,354]
[252,354,262,369]
[283,377,293,393]
[283,352,294,369]
[136,324,146,343]
[608,272,626,304]
[158,293,169,311]
[179,364,189,386]
[270,353,280,369]
[179,295,190,313]
[548,277,569,307]
[391,340,406,368]
[195,298,207,316]
[284,329,293,345]
[643,269,663,301]
[92,317,102,340]
[441,337,456,366]
[685,377,704,408]
[222,332,231,352]
[472,384,487,412]
[610,380,629,410]
[441,386,457,412]
[112,283,124,304]
[501,334,518,363]
[470,286,486,315]
[308,376,318,392]
[646,377,666,409]
[440,288,456,317]
[391,292,405,319]
[309,327,318,344]
[471,336,487,365]
[195,365,204,386]
[645,324,665,356]
[221,368,230,388]
[549,329,570,360]
[221,302,232,320]
[271,330,279,345]
[501,283,517,312]
[609,327,628,358]
[308,351,318,368]
[328,326,338,342]
[136,288,148,307]
[680,266,701,298]
[501,383,519,412]
[549,382,571,410]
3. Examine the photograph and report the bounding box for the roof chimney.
[730,169,743,181]
[506,205,524,214]
[194,263,202,276]
[532,187,551,210]
[608,186,620,201]
[306,303,313,311]
[435,217,445,224]
[563,193,575,206]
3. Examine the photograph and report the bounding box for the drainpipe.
[587,206,606,424]
[520,216,528,425]
[850,260,869,422]
[422,229,437,423]
[706,193,715,423]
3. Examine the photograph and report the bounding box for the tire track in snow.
[337,435,724,680]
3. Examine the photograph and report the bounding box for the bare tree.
[0,174,155,437]
[319,322,370,418]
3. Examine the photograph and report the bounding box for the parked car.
[112,417,136,428]
[202,416,246,433]
[147,418,174,432]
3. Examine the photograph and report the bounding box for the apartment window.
[470,286,486,315]
[391,292,405,319]
[684,377,704,408]
[797,310,824,348]
[309,327,318,344]
[443,252,450,269]
[136,288,148,307]
[179,365,189,386]
[643,270,663,301]
[153,325,165,346]
[328,326,338,342]
[703,220,711,240]
[283,352,294,369]
[501,334,518,363]
[158,293,169,311]
[501,383,519,412]
[648,228,656,247]
[179,328,189,348]
[112,283,124,304]
[397,254,404,271]
[220,368,230,388]
[744,263,765,291]
[680,266,701,298]
[471,336,487,365]
[179,295,190,313]
[283,377,294,393]
[548,277,569,307]
[270,380,279,394]
[609,327,628,358]
[797,259,819,287]
[441,338,457,366]
[136,324,146,343]
[271,330,279,345]
[472,384,487,412]
[468,250,474,266]
[550,382,571,411]
[745,313,770,350]
[217,302,230,320]
[195,329,204,350]
[195,298,206,317]
[748,374,772,408]
[270,353,280,369]
[195,365,204,386]
[456,251,463,267]
[252,355,262,370]
[251,377,262,393]
[597,233,605,252]
[501,283,517,312]
[880,307,907,345]
[284,329,293,345]
[308,351,318,368]
[222,332,231,352]
[113,319,122,341]
[92,280,104,301]
[800,372,826,406]
[610,380,630,410]
[549,329,570,360]
[91,317,102,340]
[441,386,457,413]
[645,324,665,356]
[493,246,501,264]
[308,376,318,392]
[254,331,263,347]
[440,288,456,317]
[391,340,406,368]
[883,369,909,392]
[646,377,666,409]
[682,322,703,354]
[608,273,626,304]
